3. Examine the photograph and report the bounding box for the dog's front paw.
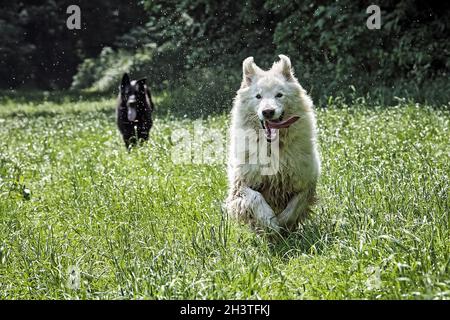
[264,216,281,233]
[276,214,298,232]
[277,212,292,229]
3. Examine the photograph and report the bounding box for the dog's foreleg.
[277,190,312,231]
[228,186,280,232]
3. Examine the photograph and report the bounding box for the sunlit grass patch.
[0,96,448,299]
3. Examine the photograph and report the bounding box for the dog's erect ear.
[136,78,147,90]
[120,73,130,91]
[277,54,295,81]
[242,56,262,87]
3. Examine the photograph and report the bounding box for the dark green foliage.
[270,1,450,97]
[1,1,449,107]
[71,0,449,109]
[0,1,147,89]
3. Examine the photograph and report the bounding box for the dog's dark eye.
[275,93,283,98]
[256,94,262,99]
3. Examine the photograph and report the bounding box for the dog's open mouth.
[260,115,300,142]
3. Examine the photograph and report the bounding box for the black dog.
[117,73,154,149]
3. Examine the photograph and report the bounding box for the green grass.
[0,93,448,299]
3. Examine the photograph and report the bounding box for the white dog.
[226,55,321,233]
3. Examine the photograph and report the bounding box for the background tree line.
[1,0,448,112]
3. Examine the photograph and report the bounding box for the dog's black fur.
[117,73,154,149]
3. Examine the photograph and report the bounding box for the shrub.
[70,0,450,107]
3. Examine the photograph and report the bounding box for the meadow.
[0,93,448,299]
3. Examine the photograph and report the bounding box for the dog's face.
[120,73,149,122]
[237,55,308,142]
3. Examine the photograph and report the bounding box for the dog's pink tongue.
[266,116,300,129]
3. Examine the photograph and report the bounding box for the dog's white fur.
[226,55,321,232]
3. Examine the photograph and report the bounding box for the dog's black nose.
[262,108,275,119]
